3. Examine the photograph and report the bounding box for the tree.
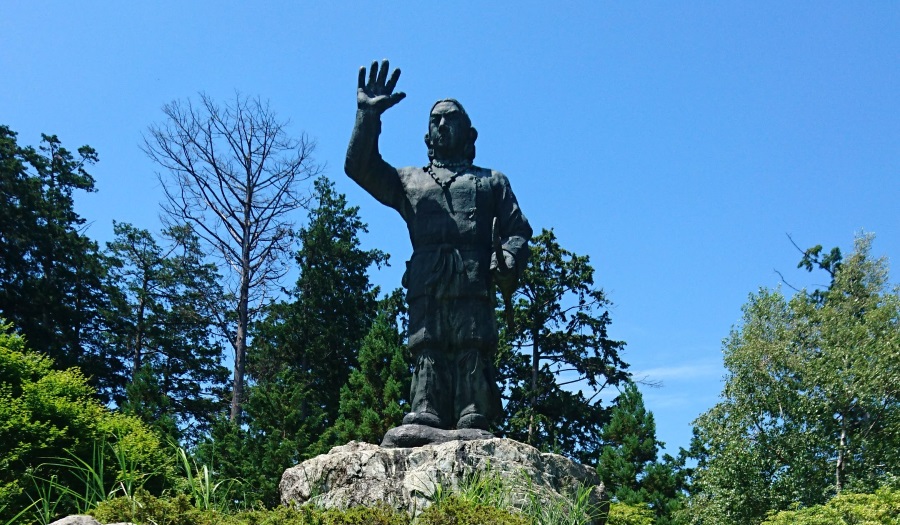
[248,177,388,439]
[599,383,660,501]
[202,178,387,506]
[688,234,900,525]
[103,222,229,443]
[598,383,687,525]
[497,228,629,463]
[144,93,321,424]
[0,126,116,398]
[323,289,411,447]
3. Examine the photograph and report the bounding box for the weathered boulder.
[280,438,607,522]
[48,515,132,525]
[48,517,102,525]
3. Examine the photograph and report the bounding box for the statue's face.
[429,101,469,158]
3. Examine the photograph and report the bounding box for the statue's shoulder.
[397,165,427,181]
[473,166,511,187]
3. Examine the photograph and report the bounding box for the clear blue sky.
[3,2,898,455]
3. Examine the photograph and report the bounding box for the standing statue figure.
[345,60,532,440]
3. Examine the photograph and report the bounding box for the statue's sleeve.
[493,171,533,278]
[344,109,405,212]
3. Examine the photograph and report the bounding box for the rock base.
[279,438,607,523]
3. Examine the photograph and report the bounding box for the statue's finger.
[376,59,390,88]
[357,67,366,90]
[385,68,402,94]
[367,60,378,89]
[387,92,406,108]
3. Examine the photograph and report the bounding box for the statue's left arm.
[491,171,533,291]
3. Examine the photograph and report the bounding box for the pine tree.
[599,383,660,502]
[323,289,410,446]
[498,228,629,463]
[599,383,687,524]
[0,126,115,398]
[204,177,387,506]
[104,222,229,442]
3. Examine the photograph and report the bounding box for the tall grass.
[176,446,242,512]
[24,433,153,524]
[1,500,38,525]
[424,465,605,525]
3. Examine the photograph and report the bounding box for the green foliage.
[498,228,629,463]
[688,234,900,525]
[599,383,660,500]
[92,489,210,525]
[325,289,411,446]
[423,466,602,525]
[417,496,528,525]
[606,502,655,525]
[176,447,243,512]
[0,125,116,399]
[598,383,687,524]
[424,468,512,511]
[104,222,229,443]
[523,483,605,525]
[95,491,411,525]
[85,460,608,525]
[199,177,388,506]
[319,505,411,525]
[761,486,900,525]
[0,321,172,523]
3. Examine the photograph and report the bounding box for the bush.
[761,486,900,524]
[92,490,210,525]
[94,491,411,525]
[0,321,173,523]
[417,495,528,525]
[606,502,655,525]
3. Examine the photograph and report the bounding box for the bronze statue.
[345,60,532,441]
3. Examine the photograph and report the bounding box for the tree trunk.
[230,235,252,425]
[529,318,540,445]
[836,417,846,493]
[133,289,146,381]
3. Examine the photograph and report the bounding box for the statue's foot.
[456,413,489,430]
[402,411,444,428]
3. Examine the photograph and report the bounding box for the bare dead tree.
[143,92,321,424]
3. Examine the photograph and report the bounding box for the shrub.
[94,492,411,525]
[417,495,528,525]
[761,486,900,524]
[606,502,655,525]
[0,321,172,523]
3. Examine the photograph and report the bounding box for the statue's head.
[425,99,478,163]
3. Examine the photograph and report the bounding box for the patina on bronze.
[345,60,532,446]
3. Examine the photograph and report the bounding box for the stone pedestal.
[279,438,607,523]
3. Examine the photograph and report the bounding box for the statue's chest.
[406,171,493,243]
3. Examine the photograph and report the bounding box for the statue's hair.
[425,99,477,163]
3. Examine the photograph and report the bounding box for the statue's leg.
[403,296,452,428]
[404,346,452,428]
[448,297,501,430]
[454,344,502,430]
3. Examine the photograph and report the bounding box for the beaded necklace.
[425,159,470,190]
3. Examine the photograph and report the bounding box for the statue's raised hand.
[358,59,406,114]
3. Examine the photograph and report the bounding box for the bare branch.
[143,92,320,424]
